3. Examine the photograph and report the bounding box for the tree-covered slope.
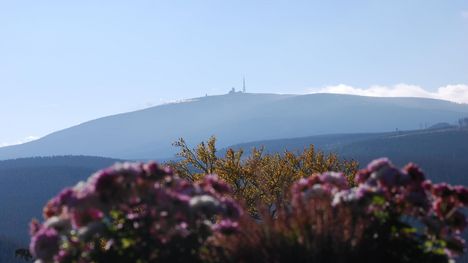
[227,128,468,185]
[0,156,120,246]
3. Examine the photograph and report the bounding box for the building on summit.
[228,77,247,94]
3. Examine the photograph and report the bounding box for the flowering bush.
[212,158,468,263]
[29,162,242,263]
[29,158,468,263]
[343,158,468,261]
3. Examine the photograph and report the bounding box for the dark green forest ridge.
[228,127,468,185]
[0,156,120,245]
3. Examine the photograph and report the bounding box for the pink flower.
[422,180,433,191]
[367,158,392,172]
[213,220,239,235]
[445,236,466,257]
[355,169,371,184]
[30,227,60,261]
[432,183,453,198]
[57,187,76,206]
[29,219,41,236]
[454,185,468,206]
[202,174,232,194]
[404,163,426,184]
[448,211,467,232]
[71,208,104,228]
[221,198,243,219]
[189,195,221,216]
[43,197,61,219]
[319,172,348,189]
[143,161,172,178]
[370,165,402,189]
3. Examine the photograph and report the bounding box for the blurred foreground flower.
[212,158,468,263]
[30,162,241,263]
[29,158,468,263]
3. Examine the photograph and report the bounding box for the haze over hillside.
[1,93,468,160]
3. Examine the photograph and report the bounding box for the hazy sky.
[1,0,467,145]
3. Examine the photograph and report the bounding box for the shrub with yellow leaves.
[168,136,359,216]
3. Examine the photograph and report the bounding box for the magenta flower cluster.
[291,158,468,259]
[29,158,468,262]
[29,162,242,262]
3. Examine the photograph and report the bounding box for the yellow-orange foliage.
[168,136,359,215]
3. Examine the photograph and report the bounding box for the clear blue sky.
[1,0,467,145]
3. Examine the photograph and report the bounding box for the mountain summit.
[1,93,467,160]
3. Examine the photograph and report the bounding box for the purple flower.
[303,184,328,199]
[43,197,61,219]
[144,162,173,178]
[29,161,244,262]
[432,183,453,198]
[221,198,243,219]
[332,185,378,206]
[71,208,104,228]
[203,174,232,194]
[55,250,73,262]
[189,195,221,216]
[449,211,467,232]
[30,227,60,261]
[370,165,402,189]
[445,236,466,257]
[332,190,351,206]
[213,219,239,235]
[44,216,71,233]
[57,187,76,207]
[29,219,41,236]
[405,189,429,210]
[422,180,433,191]
[291,176,321,194]
[355,169,371,184]
[454,185,468,206]
[404,163,426,184]
[367,158,393,172]
[92,170,120,194]
[77,222,105,241]
[319,172,348,189]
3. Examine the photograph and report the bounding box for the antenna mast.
[242,77,246,93]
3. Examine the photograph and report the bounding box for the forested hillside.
[0,156,120,248]
[227,128,468,185]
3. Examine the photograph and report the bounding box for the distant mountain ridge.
[1,93,468,160]
[226,127,468,185]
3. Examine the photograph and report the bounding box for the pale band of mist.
[310,84,468,104]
